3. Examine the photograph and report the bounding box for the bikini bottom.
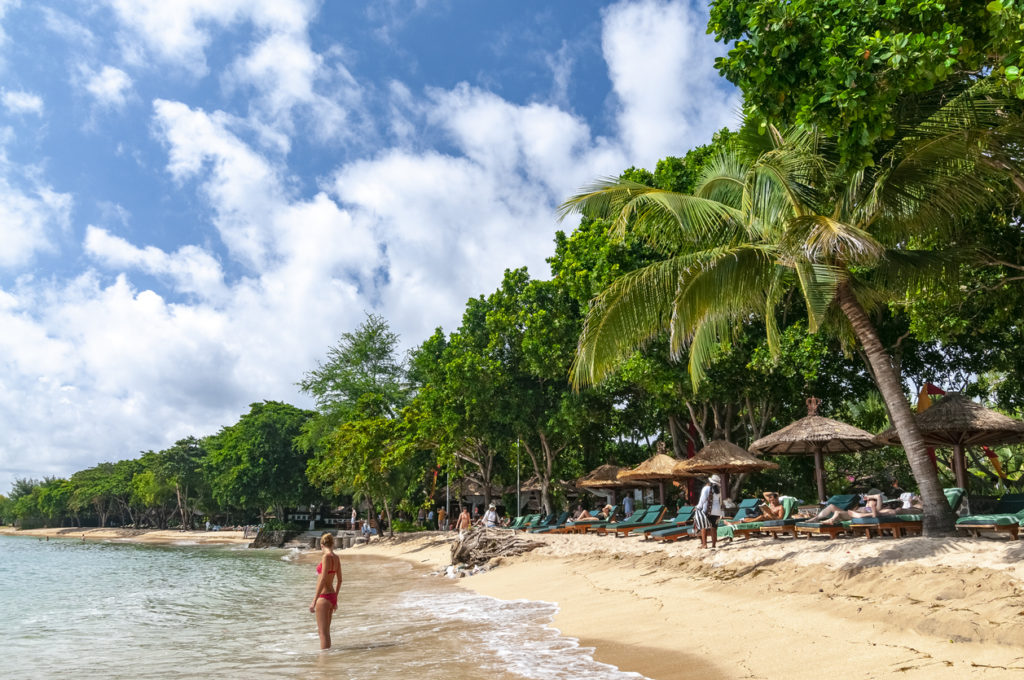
[318,592,337,606]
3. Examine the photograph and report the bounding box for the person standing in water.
[310,532,342,649]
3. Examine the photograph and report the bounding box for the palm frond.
[570,257,688,388]
[781,215,884,266]
[793,261,842,332]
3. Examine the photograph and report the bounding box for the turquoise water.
[0,535,646,679]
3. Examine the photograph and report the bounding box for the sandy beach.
[0,525,252,545]
[352,531,1024,680]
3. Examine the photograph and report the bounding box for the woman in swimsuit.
[310,532,342,649]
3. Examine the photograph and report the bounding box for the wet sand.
[352,531,1024,680]
[0,525,251,545]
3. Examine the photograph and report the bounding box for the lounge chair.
[654,499,761,543]
[503,516,526,531]
[631,506,694,539]
[517,513,546,532]
[730,497,802,540]
[792,494,861,539]
[529,511,571,534]
[850,487,965,538]
[600,505,667,537]
[577,506,641,535]
[564,505,619,534]
[955,493,1024,540]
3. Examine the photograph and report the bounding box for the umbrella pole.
[659,480,664,505]
[814,446,827,503]
[952,444,968,491]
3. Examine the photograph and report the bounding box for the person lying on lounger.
[727,492,785,524]
[811,495,901,525]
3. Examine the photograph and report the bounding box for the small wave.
[280,547,303,562]
[395,589,647,680]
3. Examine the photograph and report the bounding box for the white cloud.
[1,0,741,493]
[0,0,19,49]
[80,65,133,108]
[0,154,72,268]
[84,226,228,301]
[602,0,739,166]
[108,0,359,142]
[1,89,43,115]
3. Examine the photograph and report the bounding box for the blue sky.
[0,0,738,492]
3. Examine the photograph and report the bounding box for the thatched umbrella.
[749,397,879,502]
[673,440,779,475]
[618,445,692,503]
[576,464,628,489]
[672,440,777,508]
[874,392,1024,490]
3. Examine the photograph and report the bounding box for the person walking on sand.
[694,474,723,549]
[455,505,472,536]
[310,532,342,650]
[437,506,447,531]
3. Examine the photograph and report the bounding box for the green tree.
[160,437,207,529]
[70,464,118,527]
[205,401,315,522]
[300,314,412,535]
[561,91,1024,535]
[708,0,1024,165]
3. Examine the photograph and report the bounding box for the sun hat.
[709,474,722,485]
[488,502,496,508]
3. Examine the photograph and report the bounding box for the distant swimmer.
[310,532,342,650]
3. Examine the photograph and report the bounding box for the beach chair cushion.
[823,494,860,510]
[760,518,798,527]
[943,488,966,512]
[729,498,761,522]
[956,514,1022,526]
[993,494,1024,514]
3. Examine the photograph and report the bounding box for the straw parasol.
[618,443,692,502]
[749,397,879,502]
[672,440,779,475]
[874,392,1024,490]
[576,464,629,489]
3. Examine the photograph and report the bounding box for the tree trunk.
[836,281,955,535]
[382,497,395,538]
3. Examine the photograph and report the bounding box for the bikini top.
[316,561,338,575]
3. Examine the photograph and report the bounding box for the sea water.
[0,535,646,679]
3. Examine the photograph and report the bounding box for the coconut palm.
[560,86,1024,535]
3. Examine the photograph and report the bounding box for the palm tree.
[560,87,1024,535]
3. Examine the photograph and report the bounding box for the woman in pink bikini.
[309,532,342,649]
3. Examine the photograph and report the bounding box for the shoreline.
[351,531,1024,679]
[0,525,252,545]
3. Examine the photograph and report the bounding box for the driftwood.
[450,526,542,567]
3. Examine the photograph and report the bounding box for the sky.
[0,0,739,493]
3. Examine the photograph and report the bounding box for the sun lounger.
[956,493,1024,540]
[792,494,861,539]
[630,506,694,539]
[577,506,640,535]
[517,513,546,532]
[654,499,760,543]
[529,511,572,534]
[601,505,667,537]
[503,516,526,531]
[563,505,619,534]
[730,497,801,540]
[850,488,965,538]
